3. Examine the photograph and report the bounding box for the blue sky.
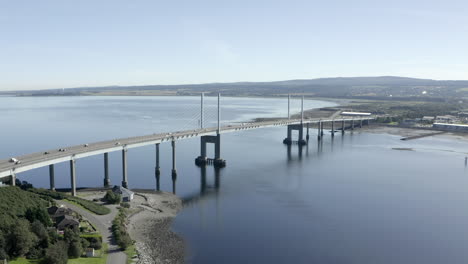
[1,0,467,90]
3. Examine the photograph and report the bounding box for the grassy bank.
[29,189,110,215]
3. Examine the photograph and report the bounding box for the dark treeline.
[0,185,101,263]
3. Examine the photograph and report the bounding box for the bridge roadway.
[0,117,372,180]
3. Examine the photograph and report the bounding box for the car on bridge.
[9,158,21,164]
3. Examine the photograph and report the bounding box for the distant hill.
[6,76,468,100]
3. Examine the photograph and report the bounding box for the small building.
[112,186,134,202]
[422,116,435,122]
[435,115,457,123]
[56,215,79,231]
[433,123,468,132]
[85,248,95,257]
[341,111,372,116]
[48,205,73,220]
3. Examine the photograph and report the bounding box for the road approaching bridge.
[0,94,373,195]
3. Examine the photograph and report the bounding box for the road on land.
[55,200,127,264]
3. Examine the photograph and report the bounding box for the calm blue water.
[2,96,468,264]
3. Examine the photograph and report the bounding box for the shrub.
[104,190,121,204]
[111,208,133,250]
[44,241,68,264]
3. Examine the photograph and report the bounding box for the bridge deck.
[0,117,372,179]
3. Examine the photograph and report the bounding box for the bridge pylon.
[195,134,226,168]
[283,124,307,146]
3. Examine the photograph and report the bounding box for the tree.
[104,190,121,204]
[68,241,83,258]
[64,226,82,258]
[118,233,133,250]
[89,237,102,250]
[0,229,7,261]
[7,219,38,257]
[31,221,49,248]
[25,207,52,227]
[44,241,68,264]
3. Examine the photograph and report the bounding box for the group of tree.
[0,186,102,263]
[112,207,133,249]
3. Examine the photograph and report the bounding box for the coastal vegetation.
[1,186,108,263]
[29,189,111,215]
[112,207,133,250]
[104,190,121,204]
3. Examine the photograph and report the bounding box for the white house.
[112,186,134,202]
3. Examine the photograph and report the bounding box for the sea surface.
[2,96,468,264]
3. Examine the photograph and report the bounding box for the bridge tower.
[283,96,307,145]
[195,93,226,168]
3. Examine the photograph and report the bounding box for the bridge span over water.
[0,94,373,195]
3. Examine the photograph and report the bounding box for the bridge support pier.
[360,119,363,128]
[342,120,345,134]
[49,164,55,191]
[9,170,16,186]
[321,122,324,136]
[155,143,161,191]
[70,160,76,196]
[283,124,306,145]
[317,122,321,140]
[331,120,335,137]
[171,140,177,193]
[306,123,310,140]
[104,153,110,187]
[171,140,177,178]
[196,134,226,167]
[122,149,128,188]
[351,119,354,130]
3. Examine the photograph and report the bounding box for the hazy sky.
[1,0,467,90]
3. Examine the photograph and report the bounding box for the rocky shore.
[127,190,185,264]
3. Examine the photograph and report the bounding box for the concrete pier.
[360,119,363,128]
[317,121,322,140]
[10,171,16,186]
[196,134,226,167]
[171,140,177,180]
[331,120,335,137]
[351,119,354,130]
[155,143,161,191]
[104,153,110,187]
[122,149,128,188]
[283,124,306,145]
[70,160,76,196]
[306,123,310,140]
[49,164,55,191]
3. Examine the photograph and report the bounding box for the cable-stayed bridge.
[0,94,373,195]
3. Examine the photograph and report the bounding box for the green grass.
[80,233,103,239]
[9,258,41,264]
[65,197,110,215]
[28,189,110,215]
[125,244,137,264]
[68,257,106,264]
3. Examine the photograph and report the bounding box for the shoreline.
[127,190,185,264]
